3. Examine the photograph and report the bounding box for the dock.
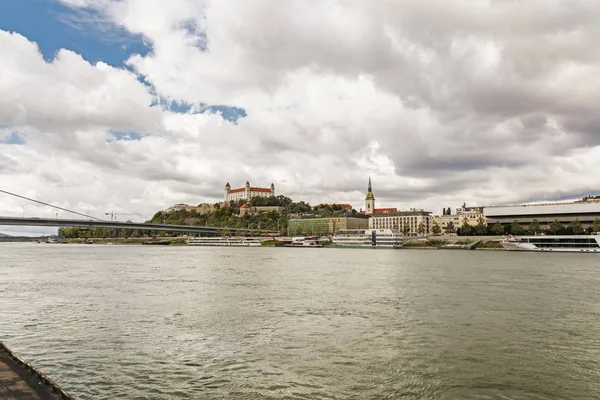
[0,342,72,400]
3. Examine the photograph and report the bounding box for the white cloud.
[2,0,600,236]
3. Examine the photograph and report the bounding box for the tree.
[445,221,456,235]
[549,219,563,235]
[593,218,600,233]
[402,223,411,236]
[570,218,584,235]
[491,222,505,235]
[417,222,425,236]
[511,221,523,235]
[529,219,541,235]
[447,207,452,215]
[474,216,487,235]
[460,223,473,236]
[432,222,442,235]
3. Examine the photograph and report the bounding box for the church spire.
[365,177,375,200]
[365,177,375,215]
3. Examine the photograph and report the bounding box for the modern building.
[484,196,600,229]
[287,217,369,236]
[225,181,275,202]
[368,210,433,236]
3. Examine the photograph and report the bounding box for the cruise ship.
[501,234,600,253]
[331,229,405,248]
[187,237,261,247]
[284,237,324,248]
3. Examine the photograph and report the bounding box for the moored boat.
[284,237,324,248]
[187,236,261,247]
[331,229,405,248]
[501,233,600,252]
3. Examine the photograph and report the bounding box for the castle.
[225,181,275,202]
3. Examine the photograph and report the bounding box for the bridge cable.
[0,189,107,221]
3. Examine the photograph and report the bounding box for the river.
[1,243,599,399]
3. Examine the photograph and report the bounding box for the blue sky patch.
[0,0,149,67]
[160,100,247,123]
[0,1,247,124]
[109,130,143,142]
[0,132,26,145]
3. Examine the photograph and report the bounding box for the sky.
[1,0,600,236]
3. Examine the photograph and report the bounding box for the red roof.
[228,187,272,194]
[240,203,249,208]
[374,208,397,214]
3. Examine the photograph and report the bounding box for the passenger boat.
[284,237,324,248]
[331,229,405,248]
[501,233,600,253]
[186,236,261,247]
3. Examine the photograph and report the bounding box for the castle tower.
[245,181,251,199]
[224,182,231,202]
[270,183,275,197]
[365,177,375,215]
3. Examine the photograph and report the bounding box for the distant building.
[164,204,188,213]
[440,214,461,233]
[287,217,369,236]
[484,196,600,229]
[437,204,486,233]
[225,181,275,202]
[193,203,217,214]
[368,210,433,236]
[456,204,486,227]
[164,203,216,214]
[239,204,285,216]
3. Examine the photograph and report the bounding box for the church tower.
[365,177,375,215]
[224,182,231,202]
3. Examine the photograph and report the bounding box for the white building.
[369,210,433,236]
[225,181,275,202]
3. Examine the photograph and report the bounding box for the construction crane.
[105,211,141,222]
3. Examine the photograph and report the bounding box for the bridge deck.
[0,342,72,399]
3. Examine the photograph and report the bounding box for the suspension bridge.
[0,189,233,235]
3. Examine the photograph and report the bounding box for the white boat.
[331,229,405,248]
[284,237,324,248]
[187,236,261,247]
[501,233,600,252]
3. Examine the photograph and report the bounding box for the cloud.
[2,0,600,235]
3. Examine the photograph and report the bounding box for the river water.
[1,243,600,399]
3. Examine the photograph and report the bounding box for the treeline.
[59,196,358,238]
[434,217,600,236]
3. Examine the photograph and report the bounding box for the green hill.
[0,233,10,237]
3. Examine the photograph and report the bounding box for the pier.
[0,342,72,399]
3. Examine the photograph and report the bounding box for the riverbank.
[51,237,506,250]
[58,237,188,246]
